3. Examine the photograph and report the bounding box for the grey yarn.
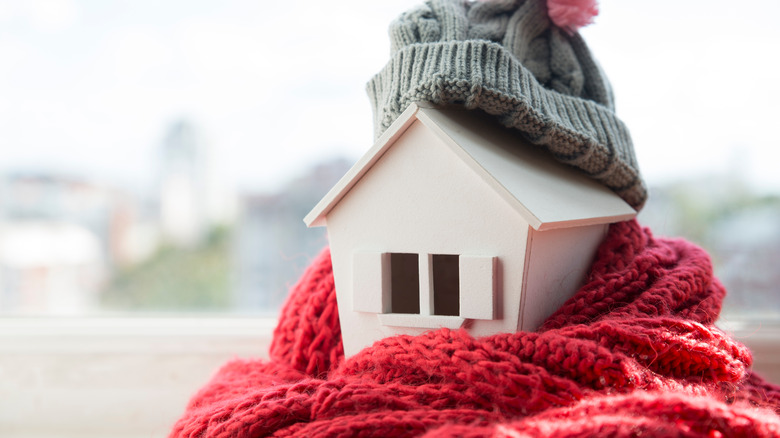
[367,0,647,209]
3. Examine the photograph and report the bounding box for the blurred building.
[0,174,155,313]
[0,221,103,313]
[159,121,206,247]
[233,158,351,314]
[158,120,235,248]
[0,119,239,314]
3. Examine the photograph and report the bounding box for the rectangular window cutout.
[432,254,459,316]
[390,253,419,314]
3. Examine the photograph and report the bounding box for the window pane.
[0,159,350,316]
[390,253,419,314]
[432,254,459,316]
[0,1,426,316]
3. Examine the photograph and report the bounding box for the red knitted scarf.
[170,220,780,437]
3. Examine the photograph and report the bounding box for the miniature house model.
[305,103,637,357]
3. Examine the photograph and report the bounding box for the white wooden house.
[304,103,637,357]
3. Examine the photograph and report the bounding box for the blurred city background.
[0,0,778,319]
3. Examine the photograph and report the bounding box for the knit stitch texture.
[170,220,780,437]
[367,0,647,209]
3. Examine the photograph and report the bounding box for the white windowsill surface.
[378,313,466,329]
[0,317,777,438]
[0,316,276,350]
[0,317,276,438]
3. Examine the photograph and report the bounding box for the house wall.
[521,224,609,331]
[326,121,531,356]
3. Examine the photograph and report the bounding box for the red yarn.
[170,220,780,437]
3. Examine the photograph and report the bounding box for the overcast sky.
[1,0,778,195]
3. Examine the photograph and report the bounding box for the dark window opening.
[390,253,419,314]
[432,254,459,316]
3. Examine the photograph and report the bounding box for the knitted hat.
[367,0,647,210]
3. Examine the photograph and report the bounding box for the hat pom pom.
[547,0,599,33]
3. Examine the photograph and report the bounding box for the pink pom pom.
[547,0,599,33]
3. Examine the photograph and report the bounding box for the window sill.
[0,316,276,350]
[378,313,465,329]
[0,316,276,438]
[0,316,776,438]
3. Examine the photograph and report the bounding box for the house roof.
[305,103,636,231]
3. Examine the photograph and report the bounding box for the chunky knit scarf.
[170,220,780,437]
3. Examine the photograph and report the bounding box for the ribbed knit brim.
[367,0,647,210]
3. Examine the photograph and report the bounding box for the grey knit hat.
[367,0,647,210]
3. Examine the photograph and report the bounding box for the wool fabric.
[367,0,647,209]
[545,0,599,33]
[170,220,780,437]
